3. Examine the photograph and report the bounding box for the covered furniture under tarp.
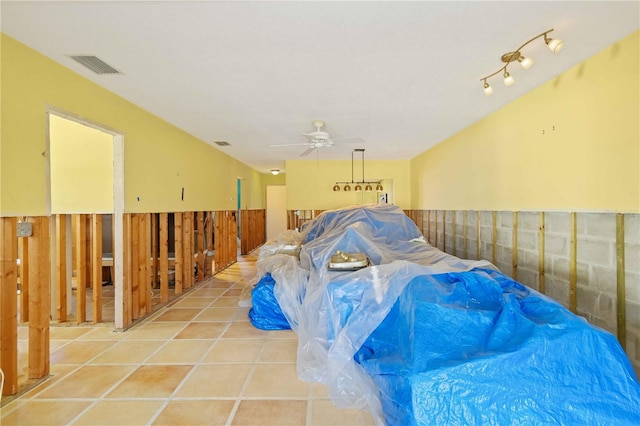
[253,204,640,425]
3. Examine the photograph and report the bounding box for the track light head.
[503,70,515,86]
[483,80,494,95]
[518,55,534,70]
[545,36,564,53]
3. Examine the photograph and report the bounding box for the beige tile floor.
[1,253,376,426]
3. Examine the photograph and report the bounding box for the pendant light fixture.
[333,149,383,193]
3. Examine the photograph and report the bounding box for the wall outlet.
[17,222,33,237]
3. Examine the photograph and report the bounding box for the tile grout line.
[145,303,239,425]
[224,336,268,425]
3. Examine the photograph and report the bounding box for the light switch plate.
[17,222,32,237]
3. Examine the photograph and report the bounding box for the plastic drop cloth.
[255,204,640,425]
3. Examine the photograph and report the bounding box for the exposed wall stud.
[28,216,50,379]
[174,212,183,294]
[123,214,133,327]
[476,211,481,260]
[569,212,577,313]
[74,214,87,323]
[616,213,626,350]
[435,210,439,249]
[492,211,497,265]
[159,213,169,303]
[538,212,545,294]
[1,217,18,395]
[452,211,457,256]
[91,214,102,323]
[56,215,67,321]
[20,236,30,322]
[512,211,518,280]
[463,211,468,259]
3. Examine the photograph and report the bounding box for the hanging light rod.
[480,29,564,96]
[333,149,383,192]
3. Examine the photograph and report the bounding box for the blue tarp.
[248,273,291,330]
[355,268,640,425]
[254,204,640,425]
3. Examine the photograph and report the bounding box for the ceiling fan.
[270,120,363,157]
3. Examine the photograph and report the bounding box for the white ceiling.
[2,1,638,174]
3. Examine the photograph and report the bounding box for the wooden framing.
[91,214,102,323]
[476,211,481,261]
[616,213,626,350]
[512,212,518,280]
[123,214,133,327]
[569,212,577,313]
[491,211,497,265]
[426,210,431,243]
[452,211,457,256]
[206,211,214,276]
[197,211,205,280]
[151,213,159,289]
[442,210,446,253]
[463,211,468,259]
[183,212,193,289]
[55,214,67,321]
[174,212,183,294]
[74,214,87,323]
[434,210,438,249]
[130,214,140,319]
[240,209,266,255]
[538,212,545,294]
[159,213,169,303]
[1,217,18,395]
[28,216,50,379]
[19,236,29,322]
[138,213,149,317]
[145,213,152,313]
[214,211,238,271]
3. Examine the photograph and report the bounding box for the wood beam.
[1,217,18,395]
[74,214,87,323]
[28,216,50,379]
[159,213,169,303]
[91,214,102,323]
[56,214,67,322]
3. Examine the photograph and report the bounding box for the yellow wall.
[50,115,114,213]
[285,159,411,210]
[411,30,640,212]
[1,34,264,216]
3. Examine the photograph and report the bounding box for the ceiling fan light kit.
[333,149,383,193]
[481,29,563,95]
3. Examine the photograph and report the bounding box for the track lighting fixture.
[481,29,563,96]
[333,149,382,193]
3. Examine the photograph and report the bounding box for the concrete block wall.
[415,209,639,376]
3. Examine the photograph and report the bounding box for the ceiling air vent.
[69,55,121,74]
[214,141,231,146]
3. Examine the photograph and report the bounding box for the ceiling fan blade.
[270,143,311,147]
[330,137,365,145]
[300,132,318,140]
[299,147,316,157]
